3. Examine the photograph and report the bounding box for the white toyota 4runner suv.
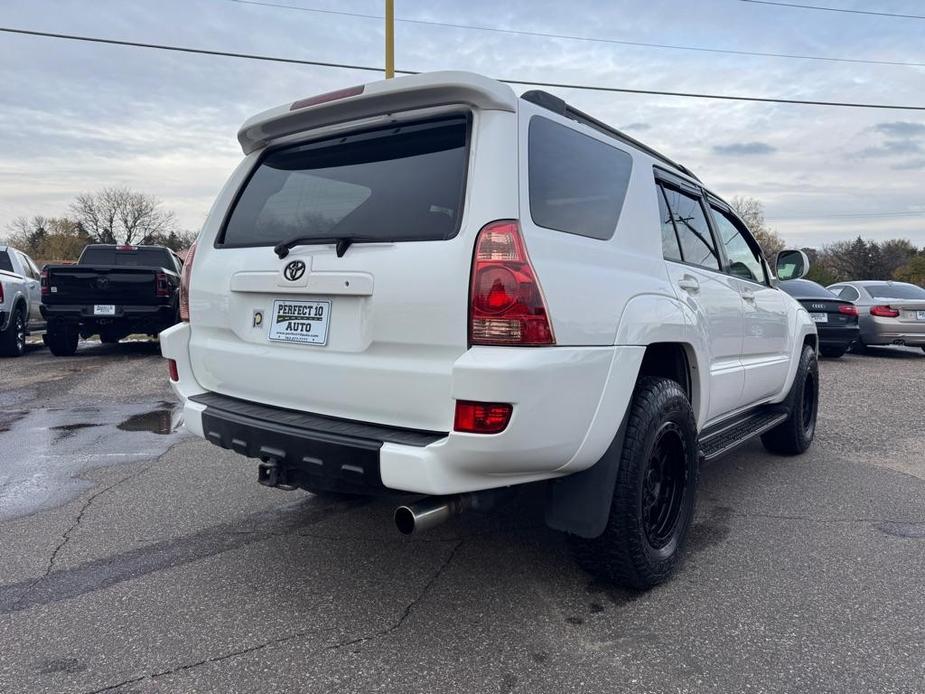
[162,72,818,589]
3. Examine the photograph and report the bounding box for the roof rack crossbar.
[520,90,701,183]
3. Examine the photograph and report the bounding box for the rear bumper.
[862,318,925,346]
[161,322,646,495]
[817,324,858,348]
[42,304,175,321]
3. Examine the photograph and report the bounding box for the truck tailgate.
[44,266,161,305]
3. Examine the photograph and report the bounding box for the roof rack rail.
[520,90,701,183]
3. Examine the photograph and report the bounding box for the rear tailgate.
[188,106,518,432]
[44,265,161,305]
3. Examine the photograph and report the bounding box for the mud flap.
[544,413,628,539]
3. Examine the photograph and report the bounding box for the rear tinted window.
[780,280,834,299]
[221,116,469,247]
[865,283,925,300]
[528,116,633,240]
[660,186,720,271]
[0,251,12,273]
[79,247,174,268]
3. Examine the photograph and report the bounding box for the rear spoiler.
[237,71,518,154]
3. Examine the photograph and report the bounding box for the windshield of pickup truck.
[220,115,469,248]
[79,247,175,268]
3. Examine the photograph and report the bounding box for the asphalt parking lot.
[1,342,923,694]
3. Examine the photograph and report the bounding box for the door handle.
[741,290,756,302]
[677,276,700,293]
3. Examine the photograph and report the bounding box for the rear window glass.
[780,280,834,299]
[0,251,13,273]
[528,116,633,240]
[79,247,173,267]
[221,116,469,247]
[865,283,925,300]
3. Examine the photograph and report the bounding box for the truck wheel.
[0,307,26,357]
[569,377,698,590]
[44,326,79,357]
[761,345,818,456]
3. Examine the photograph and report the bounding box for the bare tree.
[728,195,785,261]
[70,186,177,245]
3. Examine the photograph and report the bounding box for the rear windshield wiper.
[274,235,376,259]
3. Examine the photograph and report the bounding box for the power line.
[739,0,925,20]
[215,0,925,68]
[3,26,925,111]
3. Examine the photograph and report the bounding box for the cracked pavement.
[1,341,923,693]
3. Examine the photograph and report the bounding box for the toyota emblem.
[283,260,306,281]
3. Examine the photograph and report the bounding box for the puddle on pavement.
[0,402,187,521]
[117,408,175,435]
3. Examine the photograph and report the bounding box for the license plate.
[268,299,330,345]
[810,312,828,323]
[917,311,925,321]
[94,304,116,316]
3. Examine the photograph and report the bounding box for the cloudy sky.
[1,0,924,247]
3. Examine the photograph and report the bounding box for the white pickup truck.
[0,245,45,357]
[162,72,818,588]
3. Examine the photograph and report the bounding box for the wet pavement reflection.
[0,401,187,521]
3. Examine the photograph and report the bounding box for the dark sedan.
[780,279,859,358]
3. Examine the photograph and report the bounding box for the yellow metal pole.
[385,0,395,78]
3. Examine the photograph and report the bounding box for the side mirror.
[775,249,810,281]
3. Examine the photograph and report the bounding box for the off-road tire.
[0,306,26,357]
[569,377,698,590]
[44,325,79,357]
[819,345,846,359]
[761,345,818,455]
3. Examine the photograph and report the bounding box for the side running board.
[698,405,789,463]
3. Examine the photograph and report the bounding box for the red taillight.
[40,269,48,296]
[0,282,4,303]
[469,220,554,346]
[179,241,197,322]
[870,305,899,318]
[454,401,513,434]
[167,358,179,382]
[290,85,364,111]
[838,304,858,317]
[155,271,170,298]
[117,244,137,251]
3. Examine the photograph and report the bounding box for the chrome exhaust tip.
[394,495,474,535]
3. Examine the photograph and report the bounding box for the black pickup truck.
[41,244,183,355]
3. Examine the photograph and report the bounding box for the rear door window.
[528,116,633,240]
[220,116,470,247]
[0,251,15,273]
[657,187,683,262]
[660,185,720,271]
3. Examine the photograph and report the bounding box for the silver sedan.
[826,280,925,352]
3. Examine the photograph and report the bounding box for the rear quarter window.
[528,116,633,240]
[0,251,13,273]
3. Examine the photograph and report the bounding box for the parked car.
[779,279,858,358]
[41,244,183,356]
[161,71,819,589]
[826,280,925,353]
[0,245,46,357]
